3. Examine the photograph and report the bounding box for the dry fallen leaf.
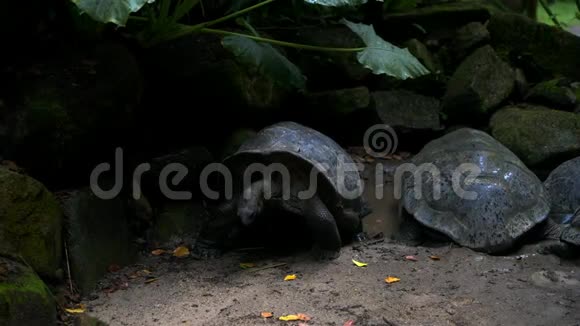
[404,255,418,261]
[284,274,297,281]
[261,312,273,318]
[240,263,256,269]
[279,314,300,321]
[352,259,368,267]
[173,246,190,258]
[151,249,166,256]
[385,276,401,284]
[65,304,86,314]
[145,277,159,284]
[344,320,355,326]
[429,255,441,261]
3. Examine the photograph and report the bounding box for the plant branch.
[538,0,562,28]
[201,28,366,52]
[163,0,278,42]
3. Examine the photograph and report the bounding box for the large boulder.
[525,78,578,111]
[372,89,441,130]
[490,106,580,167]
[0,256,57,326]
[59,188,137,295]
[488,12,580,81]
[442,45,515,122]
[0,167,62,278]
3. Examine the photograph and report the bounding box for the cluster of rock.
[1,0,580,324]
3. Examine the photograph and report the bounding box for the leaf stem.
[201,28,365,52]
[163,0,278,42]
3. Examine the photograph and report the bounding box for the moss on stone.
[490,106,580,167]
[0,258,56,326]
[488,12,580,80]
[0,168,63,278]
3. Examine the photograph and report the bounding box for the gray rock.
[372,90,441,130]
[442,45,515,121]
[281,26,371,89]
[490,105,580,167]
[488,12,580,80]
[304,86,370,115]
[0,256,57,326]
[59,188,137,295]
[525,78,577,110]
[0,167,63,279]
[405,39,440,73]
[452,22,490,60]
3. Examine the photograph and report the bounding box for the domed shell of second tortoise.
[401,128,550,253]
[543,156,580,224]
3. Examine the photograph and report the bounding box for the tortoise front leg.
[302,196,342,260]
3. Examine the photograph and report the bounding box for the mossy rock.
[0,168,63,279]
[490,105,580,167]
[376,1,493,42]
[526,78,577,110]
[442,45,515,123]
[0,256,57,326]
[488,12,580,81]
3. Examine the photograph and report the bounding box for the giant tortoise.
[399,128,578,254]
[194,121,371,260]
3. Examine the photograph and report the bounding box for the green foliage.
[71,0,153,26]
[222,36,307,90]
[69,0,431,88]
[341,19,430,79]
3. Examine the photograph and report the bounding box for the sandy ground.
[85,240,580,326]
[84,157,580,326]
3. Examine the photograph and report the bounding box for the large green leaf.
[341,19,430,80]
[303,0,368,6]
[71,0,154,26]
[222,36,307,90]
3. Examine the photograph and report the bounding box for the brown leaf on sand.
[429,255,441,261]
[173,246,190,258]
[151,249,166,256]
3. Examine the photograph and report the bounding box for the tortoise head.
[237,180,266,225]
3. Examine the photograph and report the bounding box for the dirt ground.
[85,239,580,326]
[84,157,580,326]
